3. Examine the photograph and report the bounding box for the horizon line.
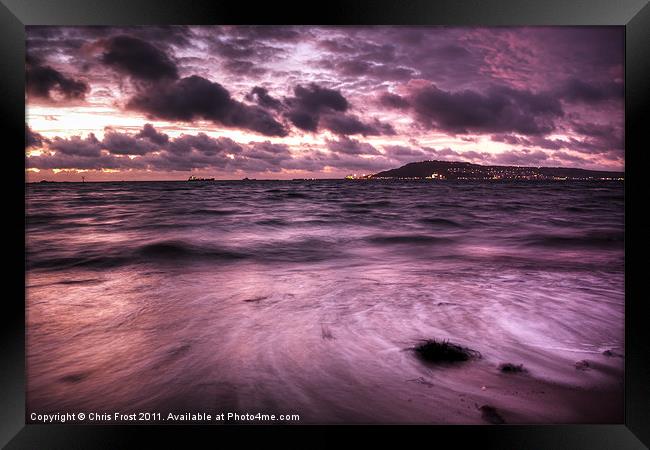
[25,158,626,183]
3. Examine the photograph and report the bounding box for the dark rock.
[411,339,481,363]
[498,363,526,373]
[479,405,506,424]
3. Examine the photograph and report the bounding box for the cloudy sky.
[25,26,624,181]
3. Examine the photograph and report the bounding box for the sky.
[25,26,624,181]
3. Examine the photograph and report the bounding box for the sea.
[26,180,625,423]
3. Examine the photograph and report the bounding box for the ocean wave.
[28,237,347,270]
[366,234,454,245]
[522,231,624,249]
[418,218,462,228]
[174,208,239,216]
[136,241,247,261]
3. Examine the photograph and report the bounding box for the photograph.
[24,25,626,425]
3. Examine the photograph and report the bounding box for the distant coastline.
[27,159,624,183]
[347,160,624,181]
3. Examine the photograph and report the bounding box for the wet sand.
[386,354,624,425]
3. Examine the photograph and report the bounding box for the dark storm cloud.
[45,124,169,158]
[283,83,393,136]
[102,130,159,155]
[320,114,395,136]
[491,134,525,145]
[30,126,281,172]
[50,127,166,158]
[316,29,485,90]
[326,136,380,155]
[27,26,193,69]
[285,83,348,132]
[29,125,393,174]
[290,83,349,113]
[490,128,621,156]
[572,122,616,139]
[562,134,623,155]
[27,153,146,171]
[49,134,102,157]
[136,123,169,145]
[409,85,564,135]
[94,32,286,137]
[26,125,47,148]
[168,133,243,156]
[558,78,623,104]
[239,141,293,168]
[533,27,624,73]
[161,140,292,174]
[127,76,287,137]
[246,87,283,110]
[102,124,171,156]
[285,109,319,132]
[570,121,623,152]
[101,35,179,81]
[26,55,89,100]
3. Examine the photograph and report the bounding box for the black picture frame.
[2,0,649,448]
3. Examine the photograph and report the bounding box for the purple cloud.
[409,84,563,135]
[26,55,89,101]
[327,136,380,155]
[25,26,625,177]
[136,123,169,145]
[102,129,160,155]
[101,35,179,81]
[558,78,623,104]
[49,133,102,157]
[127,75,287,137]
[26,125,48,148]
